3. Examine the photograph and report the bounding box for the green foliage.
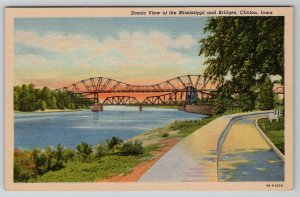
[170,117,216,138]
[274,95,284,109]
[13,84,91,112]
[106,136,123,152]
[214,97,226,115]
[161,133,169,137]
[257,77,274,110]
[14,145,65,182]
[33,154,145,182]
[40,100,47,111]
[257,118,284,154]
[76,142,93,162]
[94,144,108,158]
[14,149,36,182]
[240,92,256,112]
[62,148,77,162]
[14,115,220,182]
[199,17,284,111]
[14,141,158,182]
[56,144,64,164]
[32,148,48,175]
[120,140,144,156]
[44,146,65,171]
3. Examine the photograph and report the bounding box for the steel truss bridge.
[58,74,221,106]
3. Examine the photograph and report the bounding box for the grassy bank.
[257,117,284,154]
[33,145,159,182]
[16,116,216,182]
[130,116,216,146]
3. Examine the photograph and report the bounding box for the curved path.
[139,112,283,182]
[218,118,284,181]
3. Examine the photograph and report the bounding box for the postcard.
[5,6,293,191]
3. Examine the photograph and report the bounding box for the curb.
[255,119,285,161]
[216,111,273,181]
[216,111,272,156]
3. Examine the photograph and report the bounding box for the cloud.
[15,30,197,57]
[14,30,205,88]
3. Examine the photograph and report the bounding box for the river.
[14,106,206,149]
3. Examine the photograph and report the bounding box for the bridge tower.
[185,85,198,104]
[93,93,99,104]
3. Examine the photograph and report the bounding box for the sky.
[14,17,208,89]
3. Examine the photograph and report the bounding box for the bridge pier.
[91,104,104,112]
[139,105,143,111]
[178,105,185,111]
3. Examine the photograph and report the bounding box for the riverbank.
[15,108,89,113]
[25,116,216,182]
[99,116,216,182]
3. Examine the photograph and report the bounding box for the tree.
[214,97,226,115]
[199,17,283,110]
[120,140,144,156]
[14,149,36,182]
[76,142,93,162]
[50,96,58,109]
[32,148,47,175]
[27,83,37,111]
[14,84,90,111]
[40,100,47,111]
[94,144,108,158]
[257,77,274,110]
[62,148,77,162]
[106,136,123,152]
[56,144,64,162]
[14,86,21,111]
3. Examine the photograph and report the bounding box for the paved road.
[139,113,283,182]
[139,115,233,182]
[218,118,284,181]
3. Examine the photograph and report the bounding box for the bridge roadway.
[139,112,283,182]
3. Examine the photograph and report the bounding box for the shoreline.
[99,116,216,182]
[99,138,179,182]
[14,110,215,182]
[14,108,89,113]
[14,105,178,113]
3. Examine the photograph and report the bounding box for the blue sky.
[14,17,208,88]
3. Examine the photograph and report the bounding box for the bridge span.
[58,74,221,112]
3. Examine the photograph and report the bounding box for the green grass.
[257,117,284,154]
[31,145,160,182]
[169,116,216,138]
[27,110,240,183]
[27,115,218,183]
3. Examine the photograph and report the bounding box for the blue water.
[14,106,206,149]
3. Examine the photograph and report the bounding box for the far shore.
[14,108,89,113]
[14,105,181,114]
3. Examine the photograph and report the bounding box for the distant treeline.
[14,84,90,112]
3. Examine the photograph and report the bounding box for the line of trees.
[14,137,144,182]
[199,16,284,114]
[14,84,90,112]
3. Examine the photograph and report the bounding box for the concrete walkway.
[139,112,275,182]
[139,114,234,182]
[218,118,284,181]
